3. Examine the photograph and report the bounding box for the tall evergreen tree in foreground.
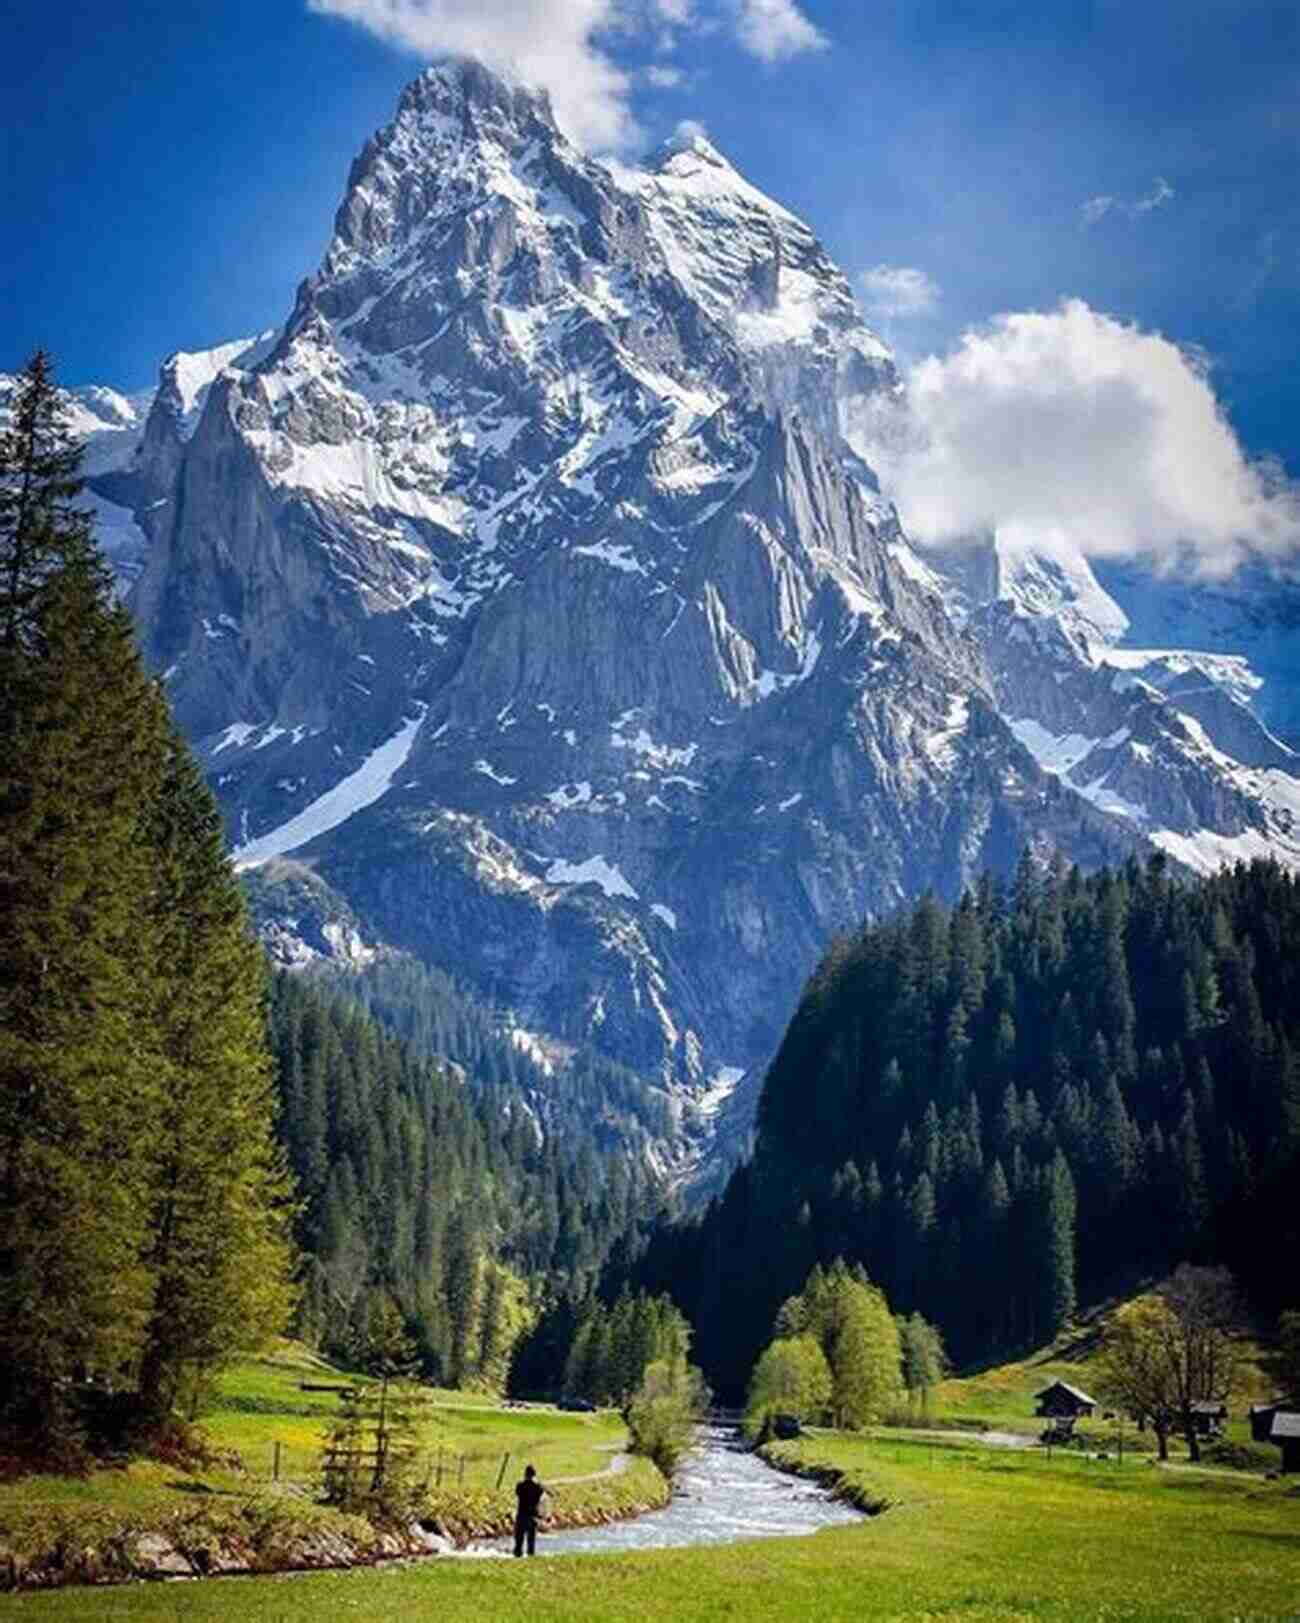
[0,354,162,1449]
[0,354,294,1457]
[132,729,296,1427]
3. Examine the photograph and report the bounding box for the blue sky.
[3,0,1297,485]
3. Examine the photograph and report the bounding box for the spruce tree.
[0,358,166,1451]
[130,727,296,1430]
[0,352,96,661]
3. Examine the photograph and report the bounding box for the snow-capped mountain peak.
[40,58,1300,1182]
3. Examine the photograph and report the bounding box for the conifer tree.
[130,727,296,1430]
[0,352,96,660]
[0,357,166,1450]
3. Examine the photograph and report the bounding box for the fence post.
[459,1453,466,1486]
[436,1447,444,1488]
[496,1452,511,1489]
[273,1440,282,1482]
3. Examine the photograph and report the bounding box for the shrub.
[1201,1438,1277,1472]
[624,1359,707,1478]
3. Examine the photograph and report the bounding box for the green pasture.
[6,1421,1299,1621]
[927,1315,1271,1464]
[0,1341,630,1573]
[200,1341,624,1489]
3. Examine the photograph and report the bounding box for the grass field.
[0,1342,662,1587]
[927,1311,1273,1464]
[5,1426,1299,1621]
[200,1339,627,1489]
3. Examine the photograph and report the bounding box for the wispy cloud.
[309,0,827,149]
[1081,175,1174,226]
[732,0,827,62]
[860,300,1300,578]
[859,265,939,321]
[1081,194,1116,226]
[1133,175,1174,213]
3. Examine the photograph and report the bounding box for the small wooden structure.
[1035,1381,1097,1422]
[1271,1412,1300,1475]
[1190,1400,1228,1438]
[1249,1397,1300,1445]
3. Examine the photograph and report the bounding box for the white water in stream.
[487,1428,863,1557]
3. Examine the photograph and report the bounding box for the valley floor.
[5,1428,1298,1621]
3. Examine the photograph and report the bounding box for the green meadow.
[6,1414,1299,1620]
[0,1342,660,1588]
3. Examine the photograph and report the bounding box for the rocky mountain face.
[931,533,1300,878]
[15,61,1299,1183]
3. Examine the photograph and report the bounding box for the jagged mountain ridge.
[125,61,1135,1168]
[931,533,1300,878]
[12,60,1298,1183]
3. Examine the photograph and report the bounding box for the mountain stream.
[483,1427,863,1556]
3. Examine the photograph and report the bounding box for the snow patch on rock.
[234,708,426,869]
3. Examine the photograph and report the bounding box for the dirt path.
[887,1427,1035,1450]
[548,1449,630,1486]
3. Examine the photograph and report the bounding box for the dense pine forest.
[310,952,678,1153]
[270,973,659,1386]
[623,857,1300,1397]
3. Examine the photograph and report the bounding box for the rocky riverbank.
[0,1458,671,1592]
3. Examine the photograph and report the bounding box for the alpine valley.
[16,61,1300,1190]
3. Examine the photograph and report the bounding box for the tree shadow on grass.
[167,1478,237,1498]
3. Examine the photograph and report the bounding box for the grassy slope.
[203,1340,627,1487]
[0,1342,663,1579]
[7,1431,1299,1622]
[928,1308,1272,1459]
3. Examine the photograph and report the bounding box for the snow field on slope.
[233,709,426,870]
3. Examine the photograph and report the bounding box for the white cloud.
[1134,175,1174,214]
[1081,195,1115,225]
[309,0,827,148]
[859,264,939,320]
[674,117,710,143]
[1081,175,1174,226]
[863,300,1300,578]
[309,0,634,148]
[646,63,686,87]
[733,0,827,61]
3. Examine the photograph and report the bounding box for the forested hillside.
[269,974,659,1387]
[307,952,677,1153]
[625,857,1300,1397]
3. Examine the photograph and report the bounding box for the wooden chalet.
[1034,1381,1097,1421]
[1190,1400,1228,1437]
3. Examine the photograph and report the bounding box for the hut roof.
[1035,1380,1097,1405]
[1191,1401,1227,1414]
[1253,1396,1300,1417]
